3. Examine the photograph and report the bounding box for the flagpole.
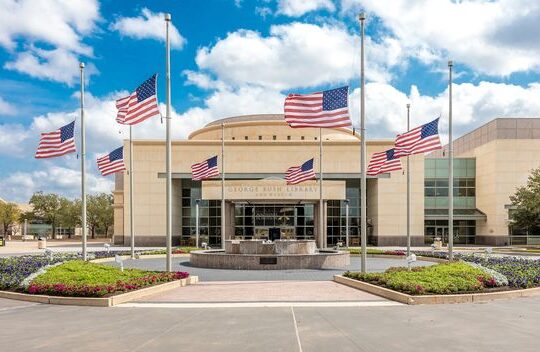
[165,13,172,272]
[406,103,411,270]
[221,123,225,248]
[319,127,324,248]
[79,62,87,261]
[448,60,454,261]
[359,13,367,273]
[129,125,135,259]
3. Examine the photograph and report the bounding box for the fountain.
[190,239,350,270]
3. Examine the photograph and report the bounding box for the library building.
[113,115,540,247]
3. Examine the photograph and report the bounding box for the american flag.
[35,121,76,159]
[394,118,442,158]
[97,147,126,176]
[116,74,161,125]
[191,156,220,181]
[285,158,316,185]
[367,149,402,176]
[284,86,352,128]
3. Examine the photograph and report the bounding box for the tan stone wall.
[369,154,425,245]
[114,120,417,245]
[468,139,540,244]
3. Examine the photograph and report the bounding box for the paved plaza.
[106,256,434,281]
[1,296,539,352]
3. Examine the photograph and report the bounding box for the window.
[244,136,248,140]
[181,180,221,247]
[272,135,276,140]
[314,137,317,140]
[258,135,262,140]
[301,136,305,140]
[232,137,235,140]
[287,136,291,140]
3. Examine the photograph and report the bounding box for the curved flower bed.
[26,260,189,297]
[344,262,501,295]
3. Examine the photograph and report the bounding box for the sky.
[0,0,539,202]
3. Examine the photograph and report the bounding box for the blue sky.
[0,0,539,202]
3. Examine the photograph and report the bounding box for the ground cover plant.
[344,262,499,295]
[27,260,189,297]
[0,254,79,290]
[346,248,406,256]
[459,255,540,288]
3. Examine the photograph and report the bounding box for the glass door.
[435,226,448,243]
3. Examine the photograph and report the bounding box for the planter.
[334,275,540,305]
[0,275,199,307]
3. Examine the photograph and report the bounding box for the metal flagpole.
[79,62,87,261]
[129,125,135,259]
[406,103,411,269]
[165,13,172,272]
[359,13,367,273]
[195,199,200,248]
[319,128,324,248]
[448,60,454,261]
[221,123,226,248]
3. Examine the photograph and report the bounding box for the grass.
[344,262,496,295]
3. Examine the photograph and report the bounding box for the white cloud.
[195,22,403,90]
[342,0,540,76]
[0,0,98,54]
[0,166,113,202]
[0,0,100,83]
[277,0,335,17]
[0,96,16,115]
[110,8,186,49]
[348,81,540,144]
[4,47,98,86]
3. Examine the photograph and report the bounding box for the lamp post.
[195,199,200,248]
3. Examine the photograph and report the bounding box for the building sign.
[202,180,346,200]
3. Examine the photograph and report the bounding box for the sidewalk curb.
[0,276,199,307]
[334,275,540,305]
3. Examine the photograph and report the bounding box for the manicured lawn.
[28,260,188,297]
[344,262,497,295]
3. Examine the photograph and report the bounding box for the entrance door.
[435,227,448,243]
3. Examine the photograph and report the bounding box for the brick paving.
[135,280,387,303]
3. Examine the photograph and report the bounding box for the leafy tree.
[87,193,113,239]
[29,192,62,238]
[58,198,81,238]
[510,168,540,233]
[0,202,21,236]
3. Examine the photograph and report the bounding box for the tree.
[29,192,62,238]
[87,193,113,239]
[509,168,540,233]
[0,202,21,236]
[58,198,81,238]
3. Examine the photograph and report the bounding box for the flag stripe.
[191,156,220,180]
[116,75,161,125]
[284,87,352,128]
[394,118,442,158]
[97,147,126,176]
[35,121,76,159]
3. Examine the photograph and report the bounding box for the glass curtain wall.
[424,158,477,244]
[181,180,221,247]
[326,179,363,246]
